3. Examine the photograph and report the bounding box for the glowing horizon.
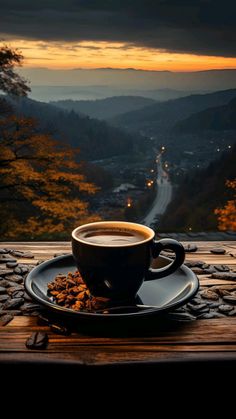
[8,39,236,72]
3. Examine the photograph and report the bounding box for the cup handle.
[145,238,185,281]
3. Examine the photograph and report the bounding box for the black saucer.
[25,254,199,320]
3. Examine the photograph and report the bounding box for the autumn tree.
[0,115,100,239]
[215,179,236,231]
[0,44,30,96]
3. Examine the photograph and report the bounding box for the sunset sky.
[1,1,236,72]
[7,39,236,72]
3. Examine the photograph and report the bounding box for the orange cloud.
[9,39,236,72]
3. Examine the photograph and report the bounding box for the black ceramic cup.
[72,221,185,300]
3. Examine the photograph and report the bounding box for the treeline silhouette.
[8,97,146,160]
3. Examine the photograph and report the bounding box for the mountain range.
[174,98,236,132]
[50,96,155,120]
[7,96,145,160]
[110,89,236,134]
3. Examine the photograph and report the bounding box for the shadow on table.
[37,308,193,337]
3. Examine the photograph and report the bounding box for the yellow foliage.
[215,179,236,231]
[0,114,100,239]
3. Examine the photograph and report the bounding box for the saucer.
[25,254,199,320]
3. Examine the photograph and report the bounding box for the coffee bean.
[184,244,198,253]
[10,250,24,257]
[217,290,230,298]
[0,294,9,302]
[223,295,236,304]
[202,263,210,269]
[5,274,23,283]
[196,307,210,315]
[3,297,24,310]
[50,324,71,335]
[191,267,205,275]
[7,280,23,288]
[0,314,13,326]
[203,267,217,274]
[210,248,226,255]
[0,286,7,294]
[6,262,18,268]
[211,272,236,280]
[200,289,219,300]
[12,290,24,299]
[187,303,208,312]
[20,303,42,313]
[0,269,14,276]
[190,297,203,305]
[14,266,29,275]
[7,285,24,294]
[0,255,17,264]
[185,261,205,268]
[0,249,8,254]
[25,332,48,349]
[208,302,221,308]
[0,279,10,287]
[214,264,230,272]
[218,304,234,313]
[21,252,34,259]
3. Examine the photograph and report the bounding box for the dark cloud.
[0,1,236,57]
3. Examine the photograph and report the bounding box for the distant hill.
[50,96,156,120]
[174,98,236,132]
[7,97,145,160]
[161,143,236,231]
[111,89,236,133]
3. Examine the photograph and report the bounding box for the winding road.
[142,156,172,227]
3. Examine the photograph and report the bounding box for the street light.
[161,146,165,152]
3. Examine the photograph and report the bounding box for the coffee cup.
[72,221,185,300]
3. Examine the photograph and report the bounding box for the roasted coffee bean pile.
[0,248,42,327]
[47,271,110,311]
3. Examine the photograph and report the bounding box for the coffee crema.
[77,228,149,246]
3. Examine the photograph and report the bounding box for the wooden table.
[1,241,236,374]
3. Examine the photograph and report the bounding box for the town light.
[161,146,165,151]
[228,145,232,149]
[147,181,152,187]
[127,198,132,208]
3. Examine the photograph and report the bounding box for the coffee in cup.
[72,221,185,300]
